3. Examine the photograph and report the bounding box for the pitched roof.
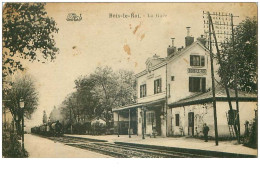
[166,41,210,63]
[168,82,257,108]
[135,41,209,78]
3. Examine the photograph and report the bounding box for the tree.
[3,75,39,135]
[90,67,136,126]
[74,76,100,122]
[60,92,80,134]
[2,3,59,81]
[219,17,257,93]
[59,67,136,133]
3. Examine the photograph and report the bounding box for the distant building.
[112,28,257,138]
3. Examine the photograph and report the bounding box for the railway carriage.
[31,120,63,137]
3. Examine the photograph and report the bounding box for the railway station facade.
[112,31,257,138]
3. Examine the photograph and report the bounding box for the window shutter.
[196,56,200,66]
[140,86,142,97]
[189,77,192,92]
[154,80,156,94]
[201,56,205,66]
[159,79,162,92]
[168,84,170,97]
[190,55,193,66]
[144,84,146,97]
[202,78,206,92]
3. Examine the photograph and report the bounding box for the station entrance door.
[188,112,194,136]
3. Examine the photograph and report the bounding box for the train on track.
[31,121,63,137]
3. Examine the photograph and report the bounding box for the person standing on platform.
[203,123,209,142]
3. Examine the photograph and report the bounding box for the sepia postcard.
[1,2,258,160]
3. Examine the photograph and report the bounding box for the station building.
[112,29,257,138]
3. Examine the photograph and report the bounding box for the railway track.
[39,135,215,158]
[32,134,255,158]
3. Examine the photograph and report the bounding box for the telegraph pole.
[208,12,219,146]
[142,107,145,139]
[231,14,241,144]
[118,112,120,137]
[128,109,131,138]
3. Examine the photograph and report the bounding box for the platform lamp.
[19,98,25,152]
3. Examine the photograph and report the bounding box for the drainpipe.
[165,62,168,137]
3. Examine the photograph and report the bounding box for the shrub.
[2,131,28,158]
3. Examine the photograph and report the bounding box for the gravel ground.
[24,134,111,158]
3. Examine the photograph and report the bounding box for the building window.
[154,78,162,94]
[168,84,171,98]
[175,114,180,126]
[189,77,206,92]
[190,55,205,66]
[146,111,155,125]
[140,84,146,98]
[171,76,175,81]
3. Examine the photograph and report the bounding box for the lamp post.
[142,106,146,139]
[19,98,25,152]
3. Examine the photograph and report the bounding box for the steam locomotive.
[31,121,63,137]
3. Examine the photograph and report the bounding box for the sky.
[13,2,257,129]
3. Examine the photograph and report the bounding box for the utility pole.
[231,14,241,144]
[69,99,73,134]
[208,12,219,146]
[142,107,145,139]
[22,110,24,151]
[165,62,168,137]
[3,106,7,130]
[128,109,131,138]
[118,112,120,137]
[19,98,25,153]
[205,11,240,142]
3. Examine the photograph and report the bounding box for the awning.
[112,103,143,112]
[168,83,257,108]
[112,98,166,112]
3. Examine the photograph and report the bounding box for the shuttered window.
[140,84,147,98]
[189,77,206,92]
[175,114,180,126]
[154,78,162,94]
[190,55,206,66]
[146,111,155,125]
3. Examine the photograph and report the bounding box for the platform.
[64,134,257,157]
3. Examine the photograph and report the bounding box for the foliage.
[91,122,107,135]
[2,3,59,80]
[219,17,257,92]
[59,67,136,131]
[2,130,28,158]
[90,67,136,124]
[3,75,39,134]
[243,116,258,148]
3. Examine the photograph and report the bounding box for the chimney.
[171,38,175,47]
[197,34,207,46]
[178,46,184,51]
[153,53,159,59]
[167,38,176,56]
[186,27,191,36]
[185,27,194,47]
